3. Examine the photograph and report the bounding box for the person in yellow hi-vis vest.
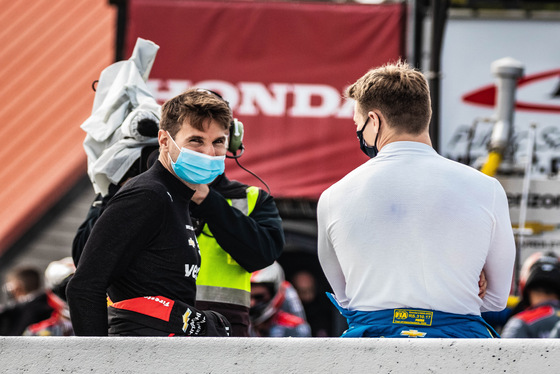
[71,84,284,336]
[190,173,285,336]
[188,92,285,337]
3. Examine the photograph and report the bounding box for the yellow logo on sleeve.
[182,309,192,333]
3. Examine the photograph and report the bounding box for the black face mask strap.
[362,117,369,132]
[370,113,381,145]
[358,117,370,142]
[372,117,379,149]
[357,116,379,158]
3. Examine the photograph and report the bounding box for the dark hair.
[160,88,232,138]
[8,267,41,294]
[523,253,560,300]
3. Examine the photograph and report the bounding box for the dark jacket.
[501,300,560,338]
[190,173,285,273]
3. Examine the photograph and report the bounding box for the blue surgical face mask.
[167,132,225,184]
[356,117,379,158]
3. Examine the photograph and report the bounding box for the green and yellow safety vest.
[195,186,260,307]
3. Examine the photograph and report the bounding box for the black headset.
[197,89,269,193]
[228,118,244,157]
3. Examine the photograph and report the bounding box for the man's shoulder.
[114,171,174,205]
[436,156,504,191]
[439,155,496,179]
[319,163,366,200]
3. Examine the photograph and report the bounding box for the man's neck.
[379,131,432,150]
[158,154,199,192]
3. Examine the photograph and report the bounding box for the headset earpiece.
[228,118,244,155]
[198,88,245,156]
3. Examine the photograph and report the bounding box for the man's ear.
[158,129,170,151]
[368,111,381,132]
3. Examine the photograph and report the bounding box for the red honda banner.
[126,0,404,199]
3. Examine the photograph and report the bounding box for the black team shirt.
[67,161,200,336]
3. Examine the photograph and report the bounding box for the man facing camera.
[67,88,233,336]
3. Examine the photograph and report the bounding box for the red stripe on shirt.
[110,296,175,321]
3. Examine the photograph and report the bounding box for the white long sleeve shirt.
[318,141,515,316]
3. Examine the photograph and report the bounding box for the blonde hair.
[346,60,432,134]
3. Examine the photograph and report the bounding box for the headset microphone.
[200,88,270,194]
[225,128,270,194]
[230,155,270,195]
[225,118,270,194]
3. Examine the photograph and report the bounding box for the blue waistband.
[326,293,499,338]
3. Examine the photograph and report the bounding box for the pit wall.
[1,337,559,373]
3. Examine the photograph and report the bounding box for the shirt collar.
[377,141,436,157]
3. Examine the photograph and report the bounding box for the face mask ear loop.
[358,118,369,144]
[373,114,380,150]
[166,131,180,164]
[166,131,181,150]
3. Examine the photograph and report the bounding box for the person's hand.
[478,270,487,299]
[191,184,210,205]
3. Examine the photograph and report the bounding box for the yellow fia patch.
[393,309,433,326]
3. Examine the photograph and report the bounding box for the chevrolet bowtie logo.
[182,309,192,333]
[400,329,426,338]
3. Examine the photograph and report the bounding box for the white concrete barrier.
[1,337,559,373]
